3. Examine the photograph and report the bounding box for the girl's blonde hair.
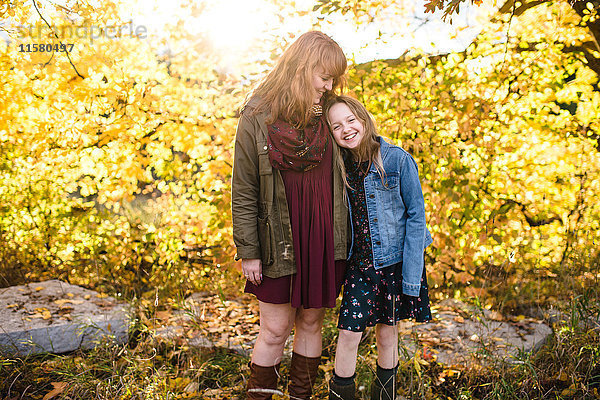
[324,95,386,190]
[247,31,347,127]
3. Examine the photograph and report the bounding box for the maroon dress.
[244,137,346,309]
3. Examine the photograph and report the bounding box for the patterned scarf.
[267,107,329,172]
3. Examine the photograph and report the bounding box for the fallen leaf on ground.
[42,382,67,400]
[155,310,172,321]
[423,347,434,361]
[560,384,578,397]
[556,371,569,381]
[54,299,84,306]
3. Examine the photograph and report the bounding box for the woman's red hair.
[248,31,347,127]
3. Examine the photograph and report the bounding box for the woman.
[231,31,348,399]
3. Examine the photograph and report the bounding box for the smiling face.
[311,67,334,104]
[328,102,365,150]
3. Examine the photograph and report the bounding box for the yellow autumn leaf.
[561,384,578,397]
[557,371,569,381]
[42,382,67,400]
[413,357,421,377]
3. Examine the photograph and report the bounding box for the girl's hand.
[242,258,263,286]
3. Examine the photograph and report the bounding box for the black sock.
[333,372,356,386]
[376,363,398,384]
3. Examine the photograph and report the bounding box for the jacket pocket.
[257,214,274,267]
[375,173,399,190]
[258,151,272,176]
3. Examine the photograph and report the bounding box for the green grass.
[1,252,599,399]
[1,295,598,399]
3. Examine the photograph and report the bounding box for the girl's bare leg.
[375,324,398,368]
[334,329,363,377]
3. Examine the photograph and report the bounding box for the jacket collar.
[369,136,390,172]
[377,136,391,158]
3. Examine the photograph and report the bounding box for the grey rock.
[398,299,553,367]
[0,280,131,356]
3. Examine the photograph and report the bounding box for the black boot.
[370,363,398,400]
[329,372,356,400]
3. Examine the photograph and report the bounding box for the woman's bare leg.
[251,301,295,366]
[292,307,326,357]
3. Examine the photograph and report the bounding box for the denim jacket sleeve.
[399,152,427,297]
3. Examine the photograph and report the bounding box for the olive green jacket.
[231,104,348,279]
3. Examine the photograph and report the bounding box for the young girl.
[325,96,433,400]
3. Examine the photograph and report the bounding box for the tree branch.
[570,0,600,53]
[498,199,563,227]
[31,0,84,79]
[499,0,548,16]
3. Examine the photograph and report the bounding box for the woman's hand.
[242,258,263,286]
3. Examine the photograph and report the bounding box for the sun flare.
[198,0,275,50]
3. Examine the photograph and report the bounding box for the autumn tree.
[0,0,248,295]
[315,0,600,306]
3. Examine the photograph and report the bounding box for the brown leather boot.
[247,362,281,400]
[288,352,321,399]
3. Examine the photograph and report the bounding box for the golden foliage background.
[1,0,599,308]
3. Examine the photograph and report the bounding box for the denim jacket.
[347,137,433,296]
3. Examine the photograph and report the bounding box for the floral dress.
[338,159,431,332]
